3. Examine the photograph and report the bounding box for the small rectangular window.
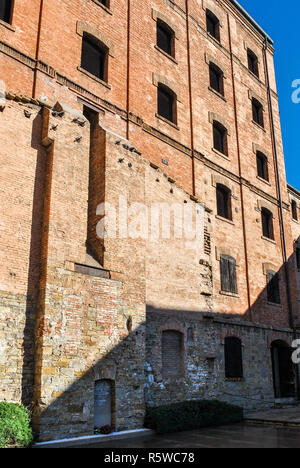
[225,337,243,379]
[296,248,300,270]
[157,21,174,57]
[0,0,12,24]
[213,121,227,155]
[247,49,259,78]
[209,64,224,96]
[252,98,264,127]
[158,85,176,124]
[81,36,108,82]
[292,200,298,221]
[267,270,281,304]
[220,255,238,294]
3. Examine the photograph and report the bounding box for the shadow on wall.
[21,113,48,407]
[31,240,300,441]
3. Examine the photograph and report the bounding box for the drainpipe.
[126,0,131,141]
[263,37,299,399]
[32,0,44,99]
[185,0,196,196]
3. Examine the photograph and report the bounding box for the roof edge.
[288,184,300,197]
[228,0,273,45]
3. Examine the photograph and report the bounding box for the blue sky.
[238,0,299,190]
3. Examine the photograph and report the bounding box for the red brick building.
[0,0,299,441]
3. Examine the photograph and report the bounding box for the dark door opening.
[271,340,296,399]
[94,379,113,429]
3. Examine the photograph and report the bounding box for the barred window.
[262,208,274,240]
[162,330,184,378]
[209,63,224,96]
[247,49,259,78]
[220,255,238,294]
[225,337,243,379]
[257,151,269,181]
[252,98,264,127]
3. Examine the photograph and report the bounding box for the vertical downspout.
[185,0,196,196]
[126,0,131,141]
[32,0,44,99]
[227,15,252,320]
[263,38,299,399]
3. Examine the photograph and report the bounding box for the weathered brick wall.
[146,309,294,411]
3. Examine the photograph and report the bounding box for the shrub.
[145,400,243,434]
[0,402,33,448]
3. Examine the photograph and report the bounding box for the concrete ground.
[74,423,300,448]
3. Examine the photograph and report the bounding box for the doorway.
[271,340,296,399]
[94,379,113,429]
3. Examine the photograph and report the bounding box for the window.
[292,200,298,221]
[99,0,108,6]
[220,255,238,294]
[162,330,184,378]
[157,84,176,124]
[225,337,243,379]
[247,49,259,78]
[0,0,12,23]
[213,121,227,155]
[209,63,224,96]
[206,9,220,41]
[296,247,300,270]
[267,270,281,304]
[81,34,108,82]
[261,208,274,240]
[257,151,269,181]
[157,20,174,57]
[252,98,264,127]
[217,184,232,220]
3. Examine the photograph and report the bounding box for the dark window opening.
[292,200,298,221]
[0,0,12,23]
[209,63,224,96]
[157,20,174,57]
[252,98,264,127]
[247,49,259,78]
[271,341,295,398]
[225,337,243,379]
[296,247,300,270]
[81,34,108,82]
[257,151,269,181]
[213,121,227,155]
[262,208,274,240]
[267,270,281,304]
[99,0,108,6]
[206,9,220,41]
[157,84,176,124]
[217,184,232,220]
[220,255,238,294]
[162,330,184,378]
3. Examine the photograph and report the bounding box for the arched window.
[247,49,259,78]
[261,208,274,240]
[162,330,184,378]
[157,20,175,58]
[252,98,264,127]
[206,9,220,42]
[216,184,232,220]
[267,270,281,304]
[220,255,238,294]
[225,337,243,379]
[0,0,13,24]
[209,63,224,96]
[292,200,298,221]
[257,151,269,181]
[81,34,108,82]
[157,84,176,124]
[213,121,227,155]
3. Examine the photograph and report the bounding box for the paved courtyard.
[77,423,300,449]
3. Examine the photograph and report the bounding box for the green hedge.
[0,402,33,448]
[145,400,243,434]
